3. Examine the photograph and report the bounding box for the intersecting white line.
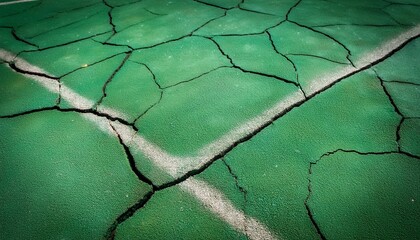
[1,24,419,240]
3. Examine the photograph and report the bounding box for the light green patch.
[384,4,420,26]
[240,0,298,16]
[114,183,245,240]
[106,0,138,7]
[374,38,420,85]
[197,0,240,9]
[287,55,349,93]
[112,2,159,32]
[0,0,100,27]
[135,67,299,156]
[194,8,281,36]
[0,64,57,116]
[15,3,106,42]
[213,34,297,83]
[0,110,152,239]
[108,1,224,48]
[130,36,231,88]
[98,60,162,122]
[218,70,399,239]
[310,152,420,239]
[269,21,349,64]
[400,118,420,157]
[0,28,37,54]
[60,53,126,109]
[384,82,420,117]
[289,0,395,26]
[18,39,129,77]
[313,25,408,63]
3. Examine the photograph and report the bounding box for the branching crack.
[95,52,132,109]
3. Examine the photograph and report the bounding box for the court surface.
[0,0,419,239]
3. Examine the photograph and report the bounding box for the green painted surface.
[213,34,297,83]
[289,0,392,26]
[0,28,36,55]
[211,70,399,239]
[195,8,281,36]
[309,152,420,239]
[400,118,420,157]
[98,60,162,123]
[136,67,299,155]
[60,53,126,109]
[0,110,151,239]
[18,39,129,77]
[111,2,158,32]
[15,3,107,48]
[384,82,420,117]
[115,183,245,240]
[384,4,420,25]
[240,0,297,16]
[198,0,240,9]
[374,38,420,85]
[269,21,349,64]
[0,64,57,116]
[130,36,231,88]
[108,0,224,48]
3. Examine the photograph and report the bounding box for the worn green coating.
[0,110,151,239]
[269,21,349,64]
[213,70,399,239]
[374,38,420,85]
[289,0,392,26]
[99,60,161,122]
[111,3,158,32]
[198,0,240,9]
[383,4,420,25]
[136,67,299,155]
[384,82,420,117]
[195,8,281,36]
[0,28,36,55]
[0,64,57,116]
[214,34,297,83]
[400,118,420,157]
[240,0,297,16]
[314,25,409,63]
[115,184,246,240]
[130,36,231,88]
[309,152,420,239]
[108,0,224,48]
[60,54,126,109]
[19,39,129,76]
[15,3,107,48]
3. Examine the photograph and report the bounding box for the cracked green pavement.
[1,0,420,239]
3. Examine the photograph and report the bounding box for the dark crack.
[105,191,154,240]
[102,0,117,42]
[221,159,249,238]
[9,62,58,80]
[110,124,157,189]
[192,0,232,10]
[206,36,299,86]
[286,53,350,65]
[95,52,132,109]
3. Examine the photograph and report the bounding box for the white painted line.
[1,24,419,240]
[0,0,37,6]
[0,51,278,240]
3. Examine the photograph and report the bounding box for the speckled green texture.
[98,60,161,122]
[60,54,126,109]
[18,38,129,76]
[130,36,231,88]
[309,152,420,239]
[195,8,281,36]
[400,118,420,157]
[213,34,297,83]
[213,70,399,239]
[0,0,419,239]
[136,67,299,155]
[0,64,57,116]
[115,183,246,240]
[0,110,151,239]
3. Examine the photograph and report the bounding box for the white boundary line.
[0,0,37,6]
[1,24,419,239]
